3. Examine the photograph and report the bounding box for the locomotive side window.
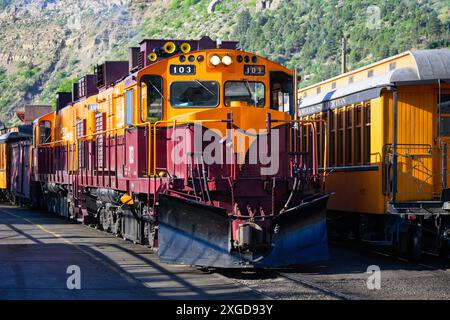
[270,71,293,113]
[170,81,219,108]
[39,121,52,144]
[224,81,265,107]
[125,89,134,126]
[141,75,163,122]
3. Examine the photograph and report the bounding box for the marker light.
[210,55,221,66]
[222,55,233,66]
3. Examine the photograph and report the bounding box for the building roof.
[16,105,52,125]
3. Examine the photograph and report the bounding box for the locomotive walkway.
[0,205,263,300]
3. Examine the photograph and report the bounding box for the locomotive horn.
[163,41,176,54]
[180,42,191,54]
[148,52,158,62]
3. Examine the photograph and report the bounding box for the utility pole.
[341,37,347,74]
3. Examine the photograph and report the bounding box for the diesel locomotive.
[1,36,332,268]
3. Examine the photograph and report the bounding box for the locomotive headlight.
[210,55,221,66]
[221,55,233,66]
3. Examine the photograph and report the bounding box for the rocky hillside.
[0,0,448,125]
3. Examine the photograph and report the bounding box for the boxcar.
[299,49,450,259]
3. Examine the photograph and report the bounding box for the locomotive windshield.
[170,81,219,108]
[39,121,52,144]
[224,81,265,107]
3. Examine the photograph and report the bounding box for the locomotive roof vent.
[128,47,141,72]
[95,61,129,89]
[73,74,98,101]
[72,82,79,102]
[56,92,73,112]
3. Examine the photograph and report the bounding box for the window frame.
[125,89,134,126]
[39,120,52,145]
[324,102,371,168]
[140,74,164,122]
[364,102,371,164]
[170,80,220,108]
[224,80,266,108]
[328,110,336,167]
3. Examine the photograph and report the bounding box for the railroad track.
[18,206,448,300]
[275,271,355,300]
[215,239,450,300]
[215,268,354,300]
[84,221,354,300]
[89,222,448,300]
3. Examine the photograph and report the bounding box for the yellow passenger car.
[0,128,8,194]
[299,49,450,259]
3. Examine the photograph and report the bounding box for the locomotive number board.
[170,65,196,75]
[244,65,265,76]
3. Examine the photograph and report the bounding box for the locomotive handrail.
[36,119,232,176]
[37,127,126,146]
[271,118,328,184]
[148,118,233,176]
[36,116,326,180]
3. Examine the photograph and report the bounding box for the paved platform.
[0,205,263,300]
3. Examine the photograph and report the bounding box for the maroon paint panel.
[125,127,148,179]
[10,141,31,199]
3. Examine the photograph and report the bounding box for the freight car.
[26,36,331,268]
[299,49,450,260]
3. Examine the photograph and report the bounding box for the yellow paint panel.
[0,171,6,189]
[0,143,7,189]
[326,170,385,214]
[385,86,436,201]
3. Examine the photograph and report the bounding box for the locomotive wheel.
[439,238,449,259]
[409,228,422,262]
[69,202,75,220]
[100,209,111,232]
[111,213,120,236]
[45,196,51,213]
[394,229,409,258]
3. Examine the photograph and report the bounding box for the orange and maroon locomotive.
[6,37,332,268]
